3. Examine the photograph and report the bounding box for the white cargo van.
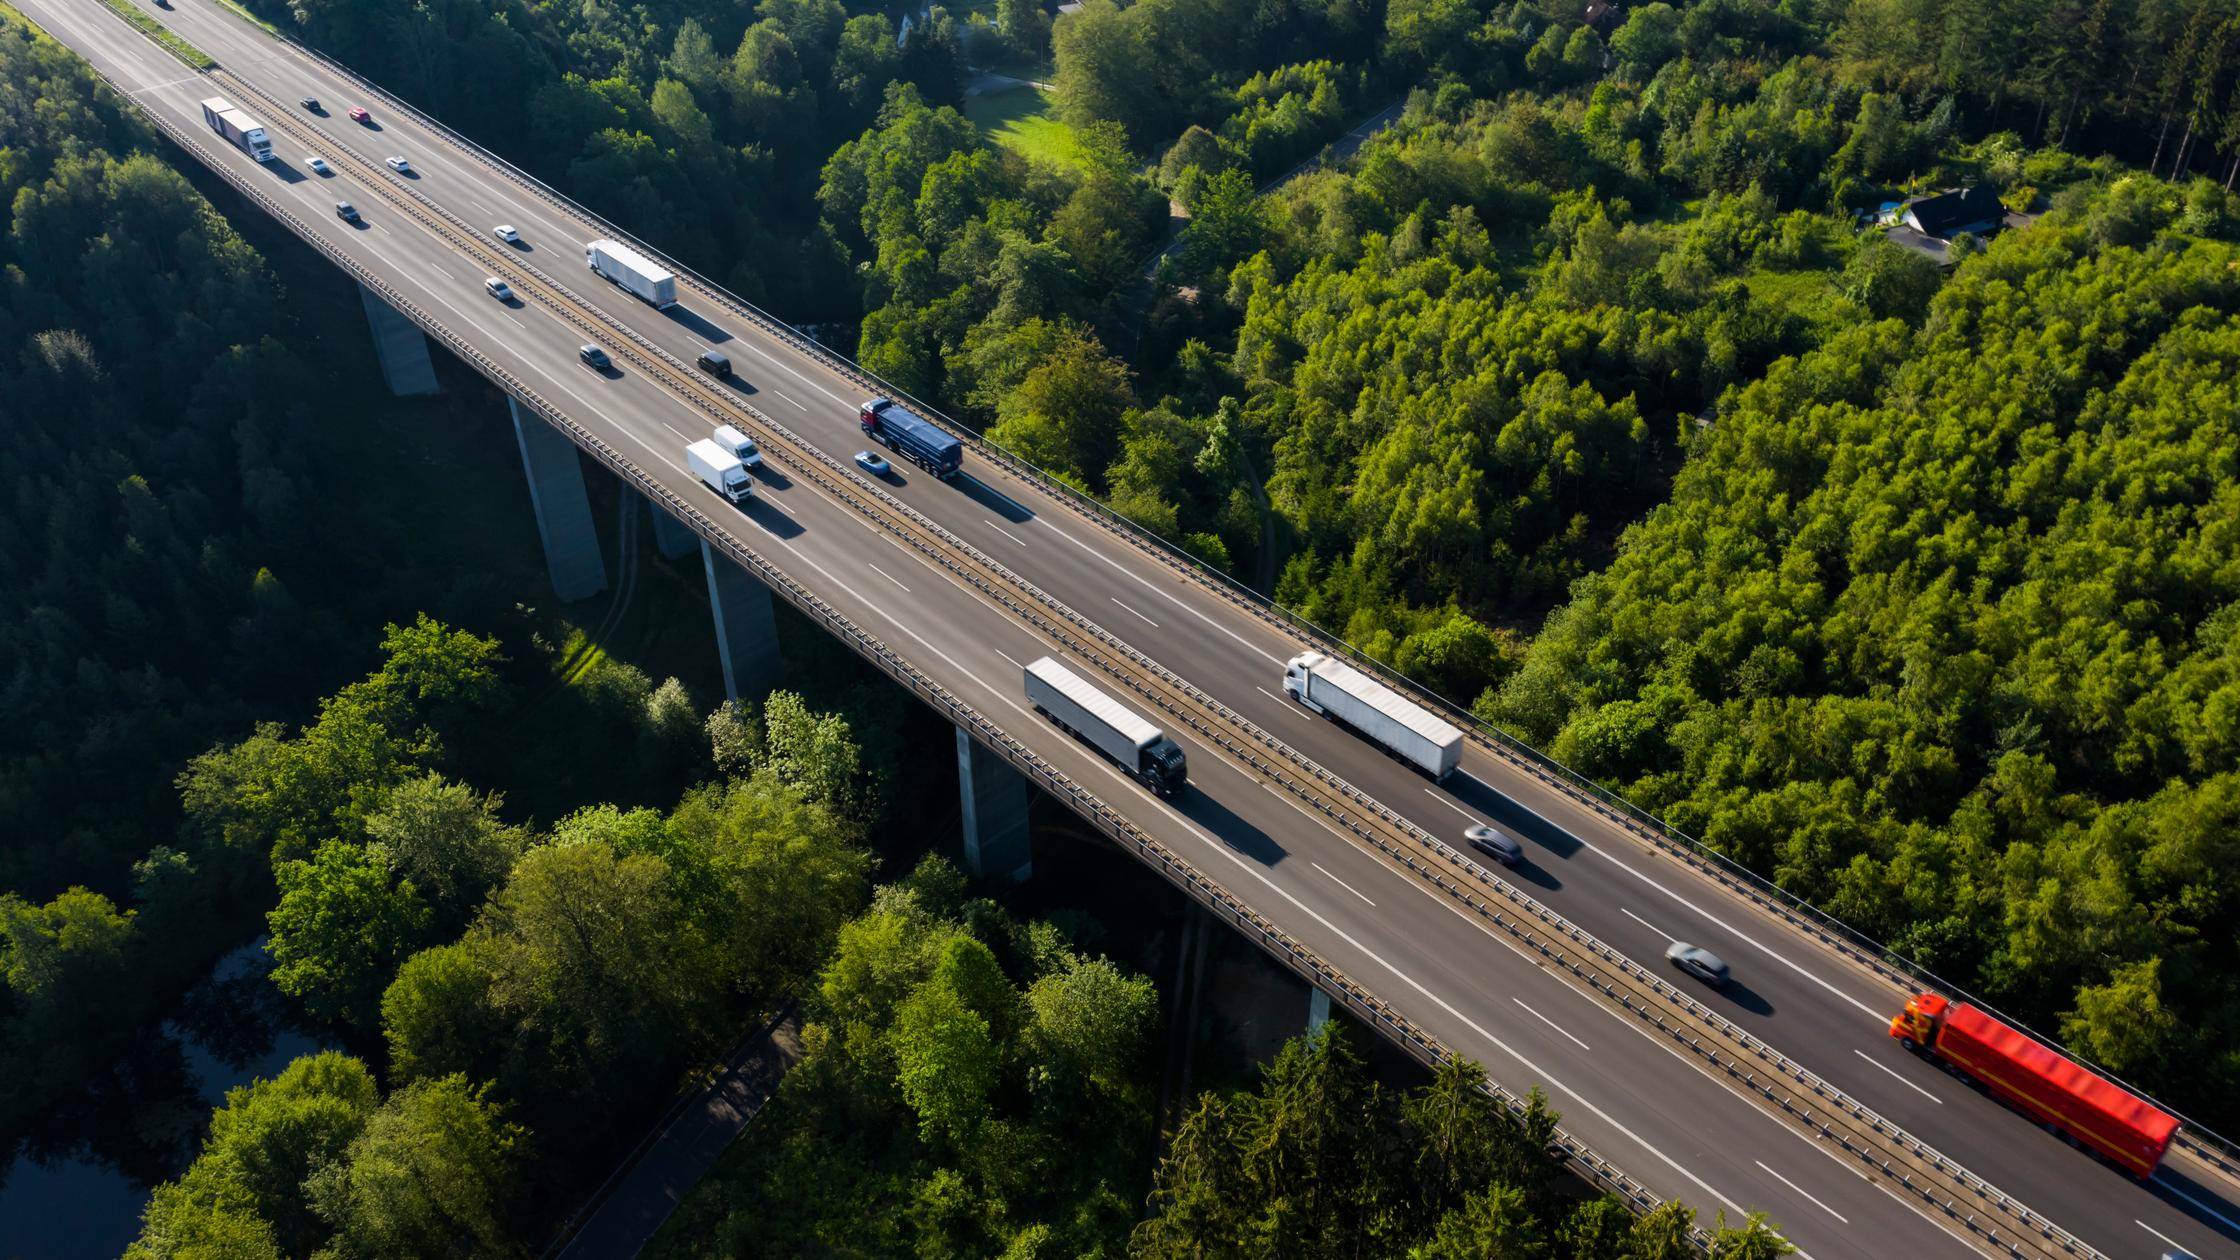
[711,424,763,468]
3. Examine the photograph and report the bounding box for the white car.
[483,277,513,301]
[306,156,331,176]
[385,156,412,174]
[494,224,521,244]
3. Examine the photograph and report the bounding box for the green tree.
[311,1075,522,1259]
[891,975,1002,1141]
[1841,237,1943,322]
[988,326,1135,481]
[267,841,432,1028]
[363,774,525,928]
[127,1053,379,1258]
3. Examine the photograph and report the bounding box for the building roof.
[1903,185,2004,238]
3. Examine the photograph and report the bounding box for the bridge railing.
[229,26,2240,1180]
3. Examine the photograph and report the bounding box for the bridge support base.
[646,495,697,560]
[957,728,1032,883]
[357,283,439,396]
[509,398,608,603]
[1307,987,1331,1036]
[702,539,781,701]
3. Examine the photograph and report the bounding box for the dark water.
[0,942,330,1260]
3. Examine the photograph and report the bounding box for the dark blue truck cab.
[858,398,963,480]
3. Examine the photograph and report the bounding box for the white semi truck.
[585,238,677,308]
[687,439,752,504]
[1283,651,1463,780]
[1024,656,1188,797]
[198,97,273,162]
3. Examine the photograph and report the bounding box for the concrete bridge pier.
[1307,987,1332,1035]
[509,398,608,602]
[702,539,782,701]
[957,729,1032,883]
[358,283,439,395]
[646,495,698,560]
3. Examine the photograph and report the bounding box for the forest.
[7,0,2240,1249]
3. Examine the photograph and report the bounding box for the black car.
[334,201,360,222]
[696,348,732,377]
[578,344,611,370]
[300,97,321,112]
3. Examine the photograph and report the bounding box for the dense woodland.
[8,0,2240,1250]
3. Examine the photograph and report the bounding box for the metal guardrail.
[82,52,1711,1249]
[142,3,2240,1182]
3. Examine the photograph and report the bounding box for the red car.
[348,106,371,123]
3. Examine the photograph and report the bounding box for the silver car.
[1463,824,1523,867]
[1666,942,1730,987]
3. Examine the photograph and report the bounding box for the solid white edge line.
[1851,1050,1944,1105]
[2153,1175,2240,1234]
[1755,1161,1849,1224]
[1621,907,1676,942]
[1513,998,1590,1052]
[1310,862,1377,907]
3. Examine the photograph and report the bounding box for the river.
[0,941,330,1260]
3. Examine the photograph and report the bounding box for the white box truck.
[687,439,752,504]
[199,97,273,162]
[1025,656,1188,797]
[585,238,676,308]
[1283,651,1463,780]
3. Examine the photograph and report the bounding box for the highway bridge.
[21,1,2240,1255]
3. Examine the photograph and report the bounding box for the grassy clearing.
[965,86,1083,172]
[96,0,214,68]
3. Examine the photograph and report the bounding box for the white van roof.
[712,423,750,447]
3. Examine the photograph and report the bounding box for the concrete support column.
[357,283,438,396]
[1307,987,1332,1036]
[957,728,1032,883]
[645,493,698,560]
[509,397,608,602]
[702,538,781,701]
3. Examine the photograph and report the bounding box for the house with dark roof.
[1900,185,2005,239]
[1878,185,2011,267]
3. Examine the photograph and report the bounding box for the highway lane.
[31,2,2240,1255]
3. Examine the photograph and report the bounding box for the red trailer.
[1889,992,2179,1177]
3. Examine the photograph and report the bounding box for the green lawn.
[965,86,1083,172]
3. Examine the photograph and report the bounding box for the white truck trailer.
[1282,651,1463,780]
[1024,656,1188,797]
[198,97,273,162]
[585,238,677,308]
[687,439,752,504]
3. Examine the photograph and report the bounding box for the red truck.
[1889,992,2179,1177]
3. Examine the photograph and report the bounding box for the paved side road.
[551,1009,805,1260]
